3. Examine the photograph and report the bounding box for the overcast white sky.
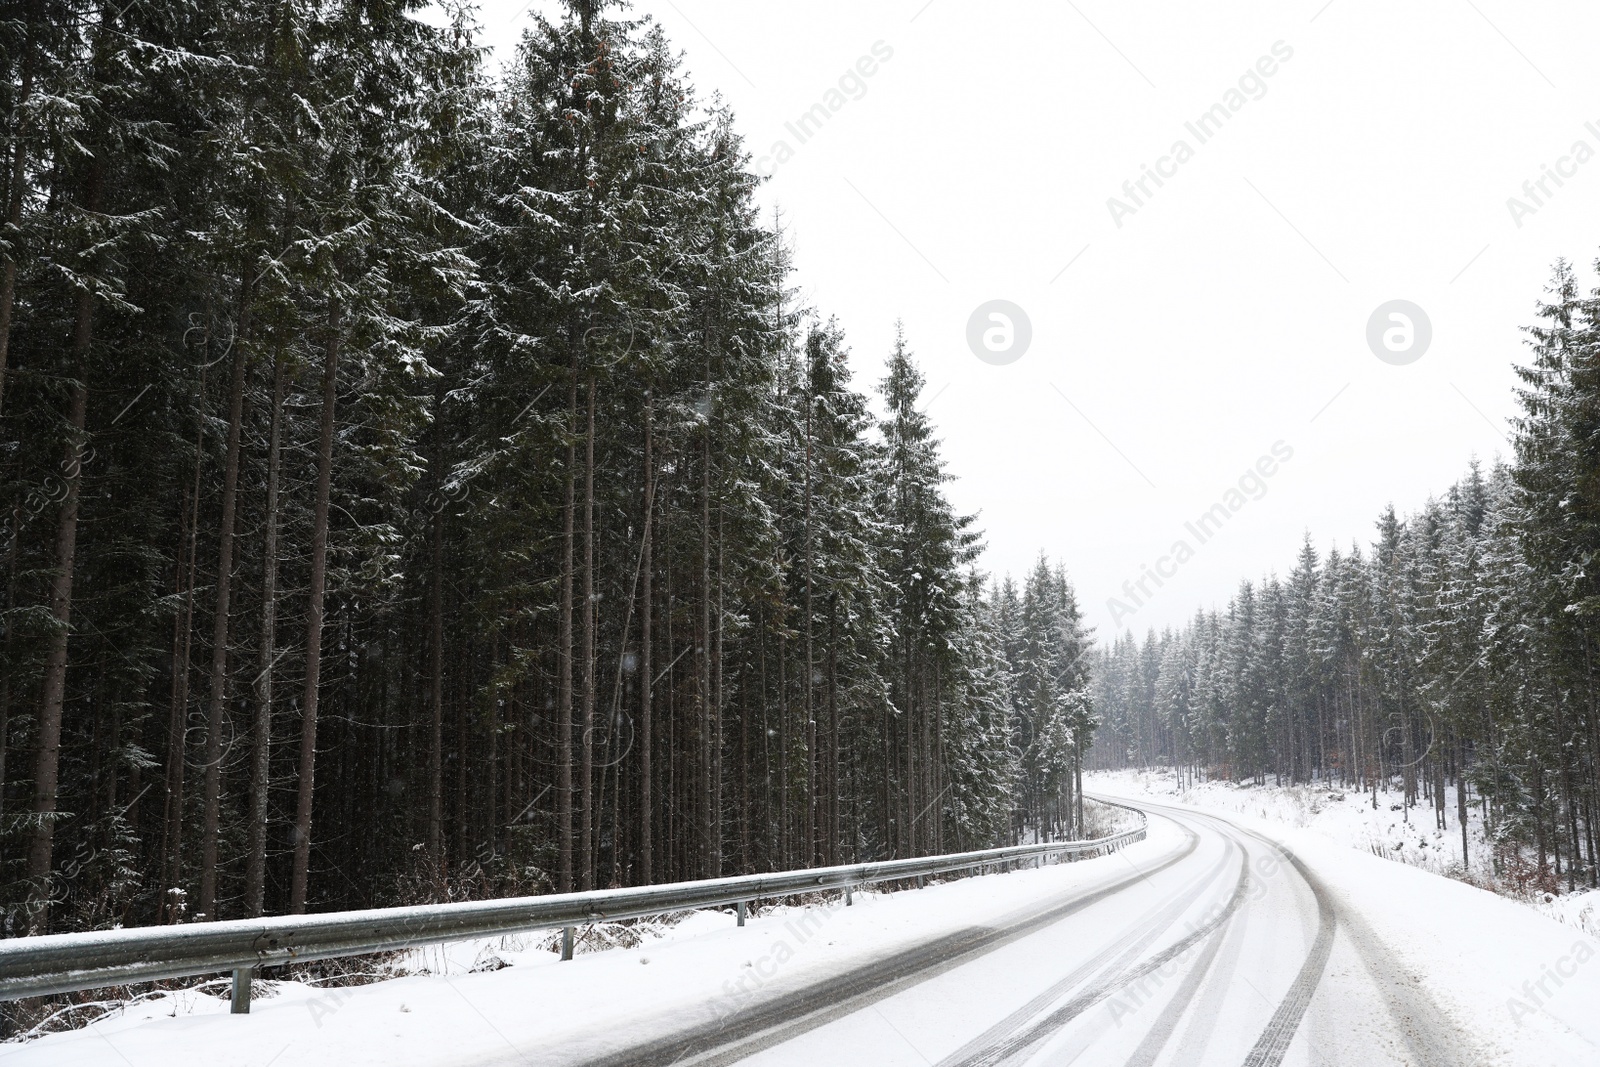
[455,0,1600,639]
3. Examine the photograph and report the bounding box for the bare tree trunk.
[0,505,19,828]
[1401,700,1416,816]
[580,374,595,891]
[803,390,815,865]
[428,508,444,874]
[487,643,500,861]
[1456,734,1470,872]
[880,682,890,858]
[700,369,714,878]
[289,301,339,913]
[601,699,619,886]
[245,352,286,916]
[0,21,33,797]
[905,646,916,856]
[1075,737,1085,835]
[199,276,252,921]
[638,390,653,885]
[1433,729,1446,831]
[26,158,103,930]
[1586,650,1600,887]
[759,622,772,869]
[778,629,788,868]
[160,394,206,922]
[507,658,521,861]
[662,522,675,881]
[453,653,466,867]
[1064,743,1075,840]
[713,511,724,877]
[0,18,34,419]
[934,662,944,854]
[739,622,751,871]
[827,600,839,864]
[558,352,577,893]
[1554,697,1580,892]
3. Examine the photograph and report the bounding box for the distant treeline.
[1090,259,1600,892]
[0,1,1096,935]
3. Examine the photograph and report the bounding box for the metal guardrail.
[0,802,1146,1014]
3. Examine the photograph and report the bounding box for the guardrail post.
[735,901,746,927]
[561,927,575,961]
[845,886,853,907]
[230,967,254,1014]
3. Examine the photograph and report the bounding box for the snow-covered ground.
[7,789,1600,1064]
[1087,767,1600,939]
[0,828,1181,1066]
[1091,790,1600,1064]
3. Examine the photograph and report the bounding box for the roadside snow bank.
[1088,768,1598,941]
[0,822,1180,1067]
[1093,777,1600,1062]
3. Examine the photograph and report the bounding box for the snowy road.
[590,800,1470,1067]
[14,797,1597,1067]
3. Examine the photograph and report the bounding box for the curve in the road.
[579,822,1201,1067]
[574,798,1478,1067]
[1121,882,1242,1067]
[1119,800,1337,1067]
[1138,798,1475,1067]
[934,838,1249,1066]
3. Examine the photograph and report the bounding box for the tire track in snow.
[1048,813,1261,1067]
[937,840,1252,1067]
[1120,864,1241,1065]
[1127,800,1337,1067]
[576,824,1203,1067]
[1238,864,1334,1066]
[1309,870,1473,1067]
[929,824,1238,1067]
[1164,874,1255,1061]
[1145,800,1473,1067]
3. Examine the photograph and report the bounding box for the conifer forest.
[11,2,1600,1062]
[1,0,1598,955]
[0,0,1095,935]
[1089,264,1600,892]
